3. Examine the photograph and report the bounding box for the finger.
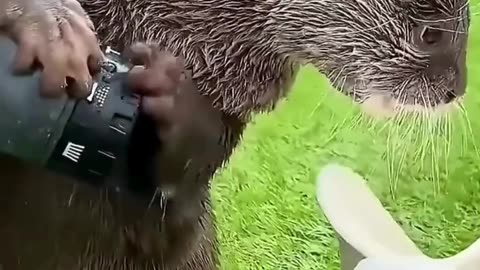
[86,17,95,32]
[66,8,103,71]
[54,19,91,98]
[86,39,104,76]
[64,0,96,32]
[66,9,96,38]
[12,34,36,74]
[66,9,101,57]
[127,66,178,96]
[40,10,62,42]
[66,76,91,98]
[60,13,101,84]
[39,66,67,98]
[59,17,76,49]
[38,42,68,97]
[78,32,103,76]
[87,53,102,76]
[66,58,92,98]
[64,0,89,18]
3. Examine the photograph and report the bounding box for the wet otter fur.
[2,0,469,269]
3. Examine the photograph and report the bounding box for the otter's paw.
[2,0,103,98]
[124,42,221,146]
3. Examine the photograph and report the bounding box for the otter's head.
[275,0,470,116]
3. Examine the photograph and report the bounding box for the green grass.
[212,3,480,270]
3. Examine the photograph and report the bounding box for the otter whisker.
[386,126,397,197]
[383,110,397,190]
[391,111,414,193]
[442,112,452,178]
[391,83,413,182]
[458,102,480,159]
[428,111,441,194]
[416,109,427,170]
[413,79,432,169]
[386,106,415,195]
[415,112,427,161]
[453,102,470,156]
[412,112,425,163]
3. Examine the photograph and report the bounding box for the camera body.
[0,36,140,185]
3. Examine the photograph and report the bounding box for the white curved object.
[315,163,480,270]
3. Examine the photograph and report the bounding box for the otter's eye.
[420,27,443,45]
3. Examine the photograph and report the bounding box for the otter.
[0,0,471,269]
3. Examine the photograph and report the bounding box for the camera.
[0,36,140,186]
